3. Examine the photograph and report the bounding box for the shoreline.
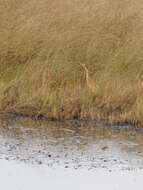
[0,111,140,129]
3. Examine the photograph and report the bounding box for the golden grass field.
[0,0,143,125]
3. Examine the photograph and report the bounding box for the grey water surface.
[0,116,143,171]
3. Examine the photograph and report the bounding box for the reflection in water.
[0,116,143,171]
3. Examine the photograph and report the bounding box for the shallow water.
[0,116,143,171]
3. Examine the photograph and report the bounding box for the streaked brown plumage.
[80,63,96,93]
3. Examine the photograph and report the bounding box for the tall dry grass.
[0,0,143,125]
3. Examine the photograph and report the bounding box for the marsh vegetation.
[0,0,143,125]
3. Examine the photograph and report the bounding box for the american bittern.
[80,63,96,93]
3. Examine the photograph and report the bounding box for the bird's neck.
[85,69,89,84]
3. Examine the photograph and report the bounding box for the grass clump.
[0,0,143,125]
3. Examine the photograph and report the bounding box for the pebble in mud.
[77,164,82,168]
[91,165,97,168]
[101,146,108,151]
[37,161,42,165]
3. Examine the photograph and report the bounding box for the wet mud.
[0,116,143,171]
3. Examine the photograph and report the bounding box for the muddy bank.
[0,116,143,171]
[0,117,143,189]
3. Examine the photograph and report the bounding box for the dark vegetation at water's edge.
[1,0,143,125]
[0,111,140,129]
